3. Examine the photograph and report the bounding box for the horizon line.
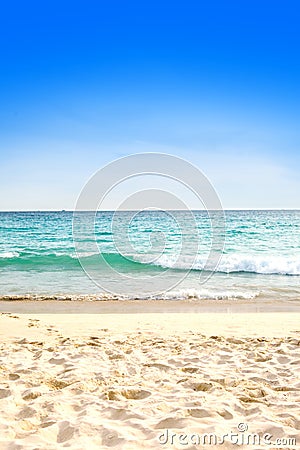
[0,208,300,213]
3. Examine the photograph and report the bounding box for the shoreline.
[0,297,300,314]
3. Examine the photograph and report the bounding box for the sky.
[0,0,300,210]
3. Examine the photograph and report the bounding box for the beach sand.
[0,301,300,449]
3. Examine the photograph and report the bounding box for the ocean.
[0,210,299,301]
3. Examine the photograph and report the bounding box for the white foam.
[0,251,20,258]
[216,254,300,275]
[152,253,300,275]
[151,288,260,301]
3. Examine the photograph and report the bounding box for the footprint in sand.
[106,388,151,401]
[9,373,20,380]
[154,417,188,429]
[109,407,144,421]
[40,420,75,444]
[0,388,11,399]
[187,408,215,418]
[17,406,36,419]
[28,319,40,328]
[57,421,75,443]
[217,408,234,420]
[48,357,67,365]
[1,313,20,319]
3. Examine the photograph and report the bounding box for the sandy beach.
[0,301,299,449]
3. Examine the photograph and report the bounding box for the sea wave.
[152,254,300,275]
[216,254,300,275]
[0,251,159,272]
[0,250,300,276]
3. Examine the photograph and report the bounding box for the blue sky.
[0,0,299,210]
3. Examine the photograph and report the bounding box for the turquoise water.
[0,210,300,300]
